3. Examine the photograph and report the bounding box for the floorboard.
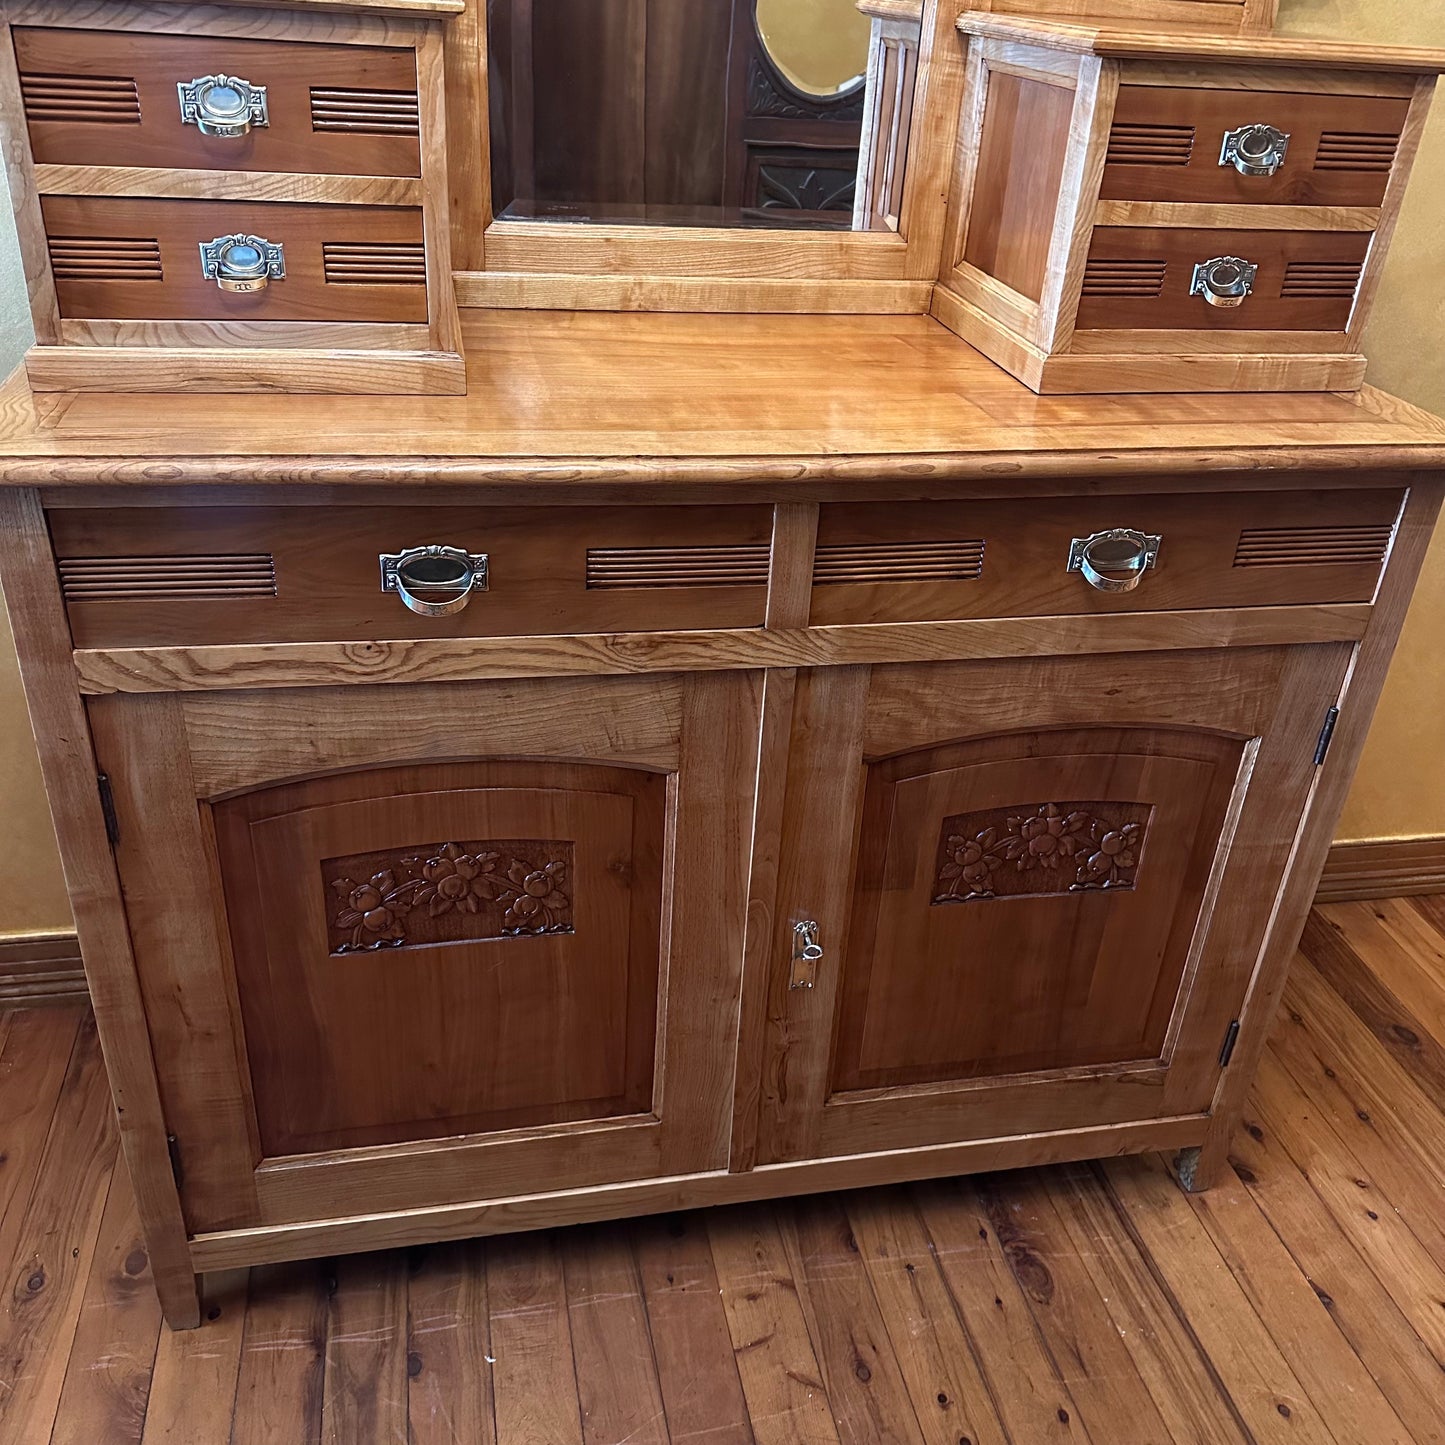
[6,896,1445,1444]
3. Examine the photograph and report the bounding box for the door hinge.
[97,772,120,847]
[1219,1020,1242,1068]
[166,1133,184,1190]
[1314,705,1341,767]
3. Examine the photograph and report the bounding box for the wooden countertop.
[3,312,1443,498]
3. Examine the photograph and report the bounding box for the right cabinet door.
[755,644,1352,1165]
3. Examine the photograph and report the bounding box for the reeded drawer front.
[42,196,427,323]
[14,28,421,178]
[52,504,775,648]
[1076,227,1371,332]
[1102,84,1410,207]
[810,489,1403,626]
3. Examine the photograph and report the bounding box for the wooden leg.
[1173,1114,1232,1194]
[157,1264,203,1331]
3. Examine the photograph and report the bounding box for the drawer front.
[14,27,421,178]
[1076,227,1371,332]
[810,489,1402,626]
[1102,85,1410,207]
[42,196,427,323]
[52,505,775,648]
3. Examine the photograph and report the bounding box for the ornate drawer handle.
[1219,123,1291,177]
[1067,529,1161,594]
[790,920,824,990]
[199,234,285,294]
[1190,256,1258,309]
[380,545,490,617]
[178,75,269,137]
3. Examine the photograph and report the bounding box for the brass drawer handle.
[178,74,269,137]
[1068,529,1161,594]
[200,234,285,293]
[1190,256,1258,309]
[1219,123,1291,177]
[380,545,490,617]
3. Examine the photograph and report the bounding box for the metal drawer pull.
[1190,255,1258,309]
[380,545,489,617]
[1068,529,1161,594]
[178,74,269,137]
[791,920,824,990]
[200,234,285,293]
[1219,122,1291,177]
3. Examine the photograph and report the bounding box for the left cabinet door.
[88,670,761,1234]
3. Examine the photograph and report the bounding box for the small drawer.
[1101,84,1410,208]
[14,27,421,178]
[42,196,428,323]
[1076,227,1371,333]
[810,489,1402,626]
[52,505,776,649]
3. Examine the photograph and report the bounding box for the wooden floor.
[4,898,1445,1445]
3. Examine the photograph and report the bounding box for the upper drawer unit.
[13,27,422,178]
[52,505,775,649]
[1101,86,1412,208]
[42,195,428,323]
[810,489,1403,626]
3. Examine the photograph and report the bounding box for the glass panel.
[485,0,918,231]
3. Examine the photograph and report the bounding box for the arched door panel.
[88,671,759,1233]
[753,645,1352,1165]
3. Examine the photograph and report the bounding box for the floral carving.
[745,56,866,123]
[325,839,574,954]
[932,802,1150,905]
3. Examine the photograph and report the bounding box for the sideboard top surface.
[2,312,1443,494]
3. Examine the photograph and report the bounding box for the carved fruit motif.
[933,802,1149,904]
[327,840,574,953]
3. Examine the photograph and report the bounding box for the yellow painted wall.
[1280,0,1445,838]
[0,0,1442,938]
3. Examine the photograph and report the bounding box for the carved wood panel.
[324,839,574,954]
[932,800,1151,903]
[832,729,1244,1093]
[213,760,665,1155]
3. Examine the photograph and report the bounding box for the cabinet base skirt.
[189,1112,1209,1271]
[932,288,1368,395]
[24,344,468,396]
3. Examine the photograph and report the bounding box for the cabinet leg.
[157,1268,203,1331]
[1173,1125,1231,1194]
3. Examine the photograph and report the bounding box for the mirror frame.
[455,0,951,315]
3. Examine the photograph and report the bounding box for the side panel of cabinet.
[750,644,1352,1165]
[89,670,762,1233]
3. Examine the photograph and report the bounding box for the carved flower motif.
[331,869,415,950]
[1075,821,1143,889]
[1002,804,1089,869]
[935,830,1004,901]
[502,859,570,934]
[415,843,503,916]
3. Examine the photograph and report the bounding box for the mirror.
[754,0,869,99]
[486,0,915,231]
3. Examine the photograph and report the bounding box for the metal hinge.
[1219,1020,1242,1068]
[1314,705,1341,767]
[166,1133,184,1189]
[97,773,120,847]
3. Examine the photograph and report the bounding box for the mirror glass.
[485,0,914,231]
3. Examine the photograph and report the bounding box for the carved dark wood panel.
[932,801,1151,904]
[324,839,574,954]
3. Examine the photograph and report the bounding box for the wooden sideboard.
[1,309,1442,1328]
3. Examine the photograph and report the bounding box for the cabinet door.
[89,671,760,1233]
[754,645,1350,1165]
